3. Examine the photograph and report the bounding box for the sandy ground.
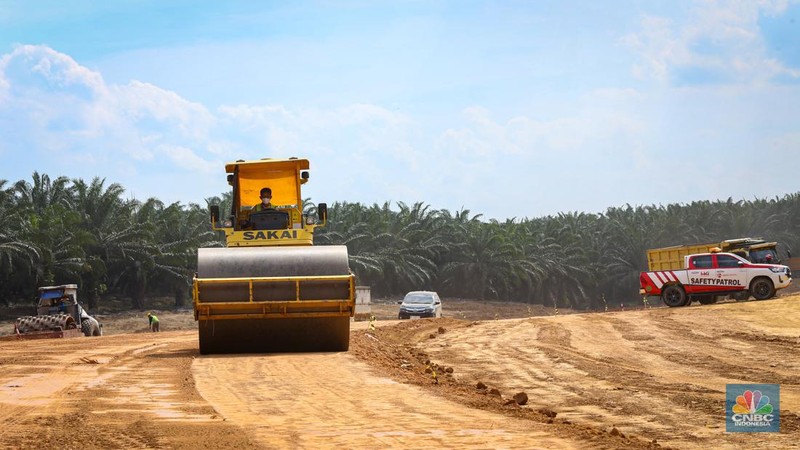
[0,294,798,449]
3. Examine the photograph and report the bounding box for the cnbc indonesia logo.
[727,385,779,432]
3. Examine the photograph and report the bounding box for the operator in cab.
[252,187,274,212]
[244,187,288,230]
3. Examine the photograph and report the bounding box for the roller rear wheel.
[198,316,350,355]
[81,318,102,336]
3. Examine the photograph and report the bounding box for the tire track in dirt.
[423,318,695,444]
[2,296,797,449]
[0,332,260,449]
[600,303,800,409]
[599,312,800,387]
[596,302,800,437]
[349,320,660,449]
[416,300,800,449]
[192,350,587,449]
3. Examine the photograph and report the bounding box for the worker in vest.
[242,187,275,230]
[252,187,274,212]
[147,312,160,332]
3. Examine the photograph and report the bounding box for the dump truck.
[640,252,792,307]
[13,284,102,339]
[646,238,782,271]
[192,157,355,354]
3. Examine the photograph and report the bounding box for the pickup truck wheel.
[750,278,775,300]
[662,285,687,307]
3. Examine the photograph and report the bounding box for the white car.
[398,291,442,319]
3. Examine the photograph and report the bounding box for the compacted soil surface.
[1,294,798,449]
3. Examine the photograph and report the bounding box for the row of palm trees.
[2,172,798,310]
[317,196,799,309]
[0,173,218,309]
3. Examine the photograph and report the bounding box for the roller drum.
[197,245,351,304]
[195,244,354,354]
[198,245,350,278]
[15,314,77,334]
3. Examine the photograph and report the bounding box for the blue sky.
[1,0,799,220]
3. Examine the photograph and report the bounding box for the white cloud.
[0,61,8,102]
[7,44,107,94]
[1,41,796,220]
[435,101,645,161]
[0,46,425,207]
[157,144,219,173]
[0,45,219,167]
[623,0,800,84]
[217,102,412,159]
[115,81,214,130]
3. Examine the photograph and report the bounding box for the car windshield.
[404,294,434,304]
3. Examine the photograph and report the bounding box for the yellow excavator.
[192,157,355,354]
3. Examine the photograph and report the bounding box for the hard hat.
[147,312,152,317]
[710,247,722,253]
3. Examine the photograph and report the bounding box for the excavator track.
[195,245,354,354]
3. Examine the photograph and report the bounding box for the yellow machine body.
[192,158,355,354]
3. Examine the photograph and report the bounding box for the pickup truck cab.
[640,252,792,307]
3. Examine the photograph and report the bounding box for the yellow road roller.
[193,157,355,354]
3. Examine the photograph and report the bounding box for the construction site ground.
[0,293,799,449]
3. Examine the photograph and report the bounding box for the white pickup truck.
[639,252,792,307]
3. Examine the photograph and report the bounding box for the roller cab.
[194,158,355,354]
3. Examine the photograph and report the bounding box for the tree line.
[2,172,798,310]
[317,195,799,309]
[0,173,219,310]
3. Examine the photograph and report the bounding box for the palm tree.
[72,177,150,309]
[0,180,40,303]
[440,221,527,300]
[13,172,74,213]
[11,174,84,290]
[139,200,221,308]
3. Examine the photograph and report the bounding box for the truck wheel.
[750,278,775,300]
[662,285,687,307]
[81,318,102,336]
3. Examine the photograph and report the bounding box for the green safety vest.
[252,203,273,212]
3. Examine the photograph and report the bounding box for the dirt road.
[1,295,798,449]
